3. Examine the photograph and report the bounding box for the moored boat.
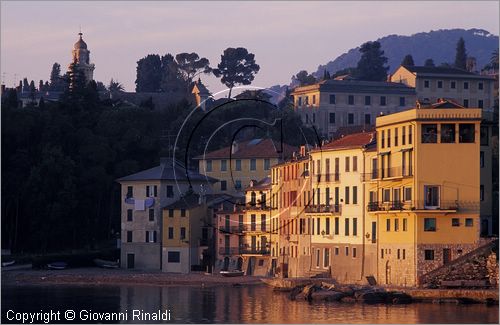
[47,262,67,270]
[2,260,15,267]
[93,258,119,269]
[220,270,244,277]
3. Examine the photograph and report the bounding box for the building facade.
[70,32,95,83]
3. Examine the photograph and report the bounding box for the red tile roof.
[314,131,376,152]
[195,138,297,160]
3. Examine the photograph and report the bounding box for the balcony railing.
[361,167,412,181]
[240,248,271,255]
[305,204,342,214]
[218,247,241,255]
[245,204,271,211]
[367,200,479,212]
[218,226,244,234]
[314,173,341,183]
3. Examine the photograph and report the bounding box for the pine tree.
[401,54,415,66]
[49,63,62,91]
[454,37,467,70]
[355,41,389,81]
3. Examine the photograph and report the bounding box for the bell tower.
[70,32,95,83]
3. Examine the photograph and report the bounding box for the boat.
[47,262,67,270]
[93,258,119,269]
[2,260,15,267]
[220,270,244,277]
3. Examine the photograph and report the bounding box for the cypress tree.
[401,54,415,66]
[454,37,467,70]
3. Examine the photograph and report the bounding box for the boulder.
[356,291,388,304]
[387,292,412,304]
[340,296,357,303]
[310,290,346,302]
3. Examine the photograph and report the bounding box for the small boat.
[2,260,15,267]
[47,262,67,270]
[94,258,119,269]
[220,270,244,277]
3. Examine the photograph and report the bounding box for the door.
[127,253,135,269]
[443,248,451,265]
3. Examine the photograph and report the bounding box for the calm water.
[2,284,499,324]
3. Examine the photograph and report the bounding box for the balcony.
[240,248,271,255]
[315,173,341,183]
[367,200,479,212]
[361,167,412,181]
[305,204,342,215]
[218,226,244,234]
[245,203,271,211]
[218,247,240,255]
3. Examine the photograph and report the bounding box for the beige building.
[195,138,296,195]
[291,80,416,137]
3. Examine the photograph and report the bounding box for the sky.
[1,1,499,93]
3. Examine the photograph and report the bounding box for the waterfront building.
[195,138,296,195]
[290,80,416,137]
[366,99,482,286]
[308,132,376,283]
[116,158,216,270]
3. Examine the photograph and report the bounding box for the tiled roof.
[292,79,415,95]
[116,158,217,183]
[163,193,202,210]
[315,131,376,152]
[402,65,495,79]
[195,138,297,160]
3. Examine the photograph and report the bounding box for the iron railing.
[305,204,342,214]
[314,173,341,183]
[367,200,479,212]
[361,167,413,181]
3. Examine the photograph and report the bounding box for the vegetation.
[424,58,435,67]
[292,70,317,86]
[355,41,389,81]
[454,37,467,70]
[401,54,415,66]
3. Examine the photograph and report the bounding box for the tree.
[159,54,185,93]
[175,52,211,84]
[322,70,331,80]
[355,41,389,81]
[108,79,124,92]
[213,47,260,98]
[401,54,415,66]
[135,54,162,92]
[490,49,499,70]
[67,61,87,93]
[293,70,316,86]
[454,37,467,70]
[49,63,63,91]
[424,58,435,67]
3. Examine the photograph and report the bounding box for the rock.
[387,292,412,304]
[356,291,388,304]
[340,296,356,303]
[338,286,355,296]
[321,281,337,290]
[310,290,346,302]
[289,285,304,300]
[299,284,321,301]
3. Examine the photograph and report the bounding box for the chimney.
[231,141,239,154]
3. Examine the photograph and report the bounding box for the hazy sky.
[1,1,499,93]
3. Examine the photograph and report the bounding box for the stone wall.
[416,243,478,279]
[377,243,416,286]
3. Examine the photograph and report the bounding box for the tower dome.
[74,32,87,50]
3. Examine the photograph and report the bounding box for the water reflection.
[2,284,498,324]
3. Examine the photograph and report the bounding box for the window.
[365,96,371,105]
[480,151,485,168]
[452,218,460,227]
[480,185,484,201]
[335,247,339,255]
[180,227,186,240]
[424,185,440,208]
[206,160,212,172]
[261,214,266,231]
[404,187,412,201]
[364,114,371,125]
[424,250,434,260]
[148,209,154,221]
[402,126,406,145]
[394,219,399,231]
[168,251,180,263]
[345,247,349,256]
[345,157,350,172]
[383,189,390,202]
[478,82,484,90]
[127,231,133,242]
[325,218,330,235]
[463,99,469,108]
[353,218,358,236]
[167,185,174,198]
[394,127,398,146]
[264,159,270,170]
[180,209,186,217]
[250,159,257,171]
[441,124,455,143]
[386,219,390,231]
[345,218,350,236]
[397,249,401,259]
[348,113,354,125]
[399,97,405,106]
[381,130,385,148]
[298,97,302,106]
[353,247,357,258]
[381,249,384,258]
[329,94,336,104]
[403,249,406,260]
[403,218,408,231]
[312,95,316,104]
[329,113,336,124]
[387,129,391,147]
[235,180,242,190]
[380,96,386,106]
[348,95,354,105]
[221,159,227,171]
[127,209,133,222]
[424,80,430,88]
[478,100,484,108]
[168,209,174,218]
[146,231,156,243]
[345,187,350,204]
[126,186,133,198]
[305,96,309,105]
[459,124,475,143]
[221,181,227,191]
[422,124,438,143]
[235,159,242,171]
[464,82,469,90]
[353,156,358,172]
[480,126,489,146]
[424,218,436,231]
[409,125,413,144]
[334,217,339,235]
[437,80,443,88]
[324,248,330,267]
[353,186,358,204]
[316,217,320,235]
[451,81,456,89]
[465,218,474,227]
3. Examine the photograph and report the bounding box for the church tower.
[70,32,95,83]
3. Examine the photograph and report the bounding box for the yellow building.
[366,99,482,286]
[308,132,376,283]
[195,138,296,194]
